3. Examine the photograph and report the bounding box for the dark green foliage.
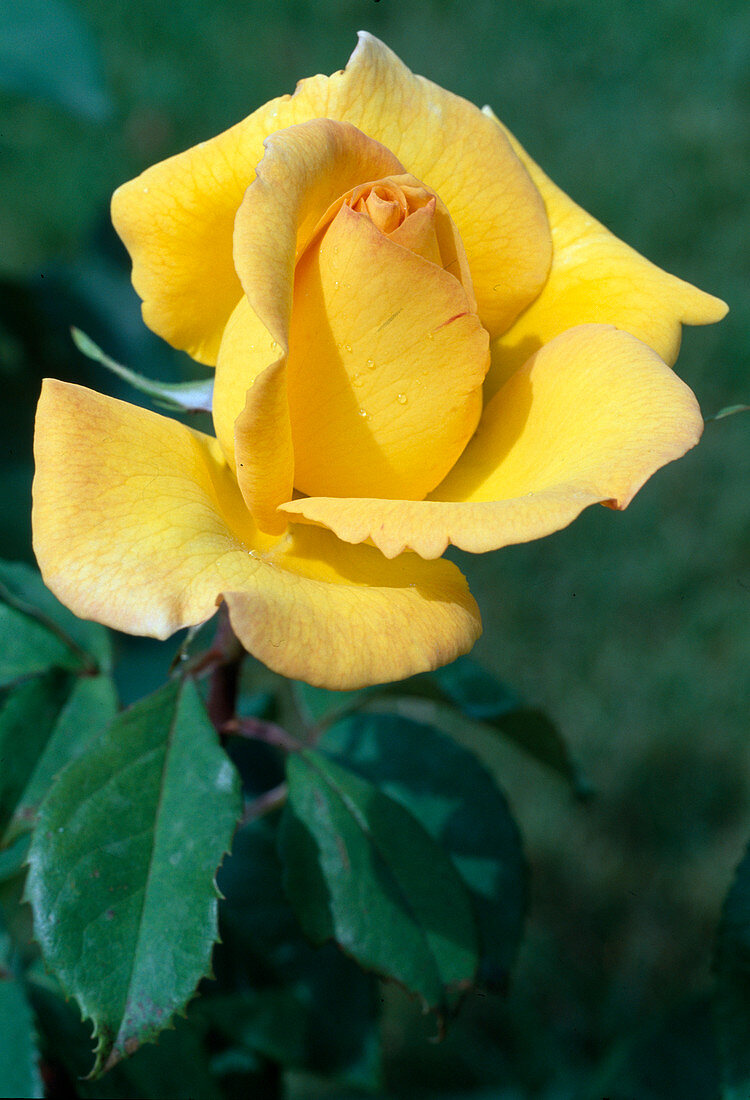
[426,657,591,796]
[320,714,527,990]
[1,672,118,846]
[214,816,381,1088]
[25,679,241,1074]
[0,560,110,685]
[296,656,590,796]
[282,746,479,1009]
[28,974,222,1100]
[0,560,118,882]
[0,968,43,1098]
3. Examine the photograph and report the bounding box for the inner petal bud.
[285,176,490,502]
[356,189,401,234]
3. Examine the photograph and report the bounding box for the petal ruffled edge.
[224,526,482,690]
[279,325,703,558]
[33,380,481,687]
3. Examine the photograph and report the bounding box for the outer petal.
[483,108,728,398]
[32,381,480,688]
[111,34,550,362]
[279,325,703,559]
[223,525,482,690]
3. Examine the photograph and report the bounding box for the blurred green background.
[1,0,748,1095]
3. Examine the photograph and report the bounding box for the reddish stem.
[202,607,245,734]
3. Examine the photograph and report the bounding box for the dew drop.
[270,340,278,349]
[426,332,434,341]
[358,408,369,419]
[365,358,375,370]
[352,374,364,388]
[397,392,408,405]
[334,280,340,289]
[344,343,352,353]
[142,186,149,194]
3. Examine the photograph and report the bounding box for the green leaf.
[432,657,589,791]
[707,403,750,422]
[72,328,214,413]
[715,839,750,1098]
[3,673,118,846]
[0,670,72,835]
[0,971,43,1098]
[0,0,111,120]
[0,835,30,883]
[213,816,380,1087]
[320,713,527,990]
[293,680,366,726]
[296,658,589,797]
[28,971,221,1100]
[281,748,479,1009]
[25,678,241,1075]
[0,560,111,685]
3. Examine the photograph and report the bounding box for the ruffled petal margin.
[279,325,703,558]
[32,380,481,688]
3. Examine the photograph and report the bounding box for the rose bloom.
[33,35,726,689]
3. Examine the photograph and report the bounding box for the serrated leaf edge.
[23,679,242,1078]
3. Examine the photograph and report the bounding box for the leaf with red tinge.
[25,678,241,1075]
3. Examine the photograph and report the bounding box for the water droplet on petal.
[352,374,364,388]
[344,343,352,353]
[365,358,375,370]
[397,392,408,405]
[334,280,340,289]
[358,408,369,419]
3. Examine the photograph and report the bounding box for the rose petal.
[223,524,482,689]
[279,325,703,558]
[220,121,488,522]
[111,34,550,362]
[232,119,407,347]
[217,120,406,528]
[33,380,481,688]
[482,107,728,399]
[286,203,488,500]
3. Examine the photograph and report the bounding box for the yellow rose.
[32,35,726,689]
